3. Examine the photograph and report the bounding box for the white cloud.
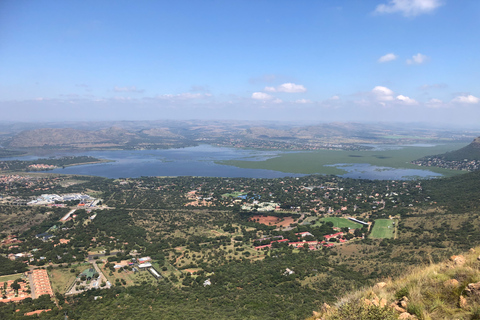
[114,86,144,93]
[295,99,312,104]
[263,83,307,93]
[407,53,429,65]
[419,83,447,90]
[252,92,273,100]
[452,95,480,104]
[426,98,444,108]
[272,98,283,104]
[374,0,444,17]
[329,95,340,100]
[396,95,417,104]
[264,86,276,92]
[157,93,212,100]
[372,86,394,101]
[378,53,397,63]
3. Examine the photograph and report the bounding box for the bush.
[406,303,423,319]
[395,286,410,300]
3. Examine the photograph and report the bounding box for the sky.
[0,0,479,125]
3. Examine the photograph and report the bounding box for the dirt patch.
[184,269,201,274]
[249,215,295,227]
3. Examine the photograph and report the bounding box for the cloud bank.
[374,0,444,17]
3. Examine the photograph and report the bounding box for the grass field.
[370,219,396,239]
[318,217,363,229]
[0,273,24,282]
[219,142,468,177]
[49,263,91,294]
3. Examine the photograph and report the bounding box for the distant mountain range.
[0,121,477,151]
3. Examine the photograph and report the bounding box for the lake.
[3,143,466,180]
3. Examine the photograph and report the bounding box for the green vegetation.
[0,256,28,275]
[370,219,396,239]
[1,166,480,318]
[220,143,468,176]
[0,149,27,158]
[0,156,105,173]
[0,273,24,282]
[319,217,362,229]
[49,263,90,294]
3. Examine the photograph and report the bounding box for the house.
[283,268,295,276]
[255,244,272,250]
[138,256,151,263]
[138,262,152,269]
[324,232,344,241]
[35,233,54,241]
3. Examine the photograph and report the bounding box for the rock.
[374,281,387,289]
[399,313,417,320]
[444,279,459,288]
[364,298,372,306]
[450,255,466,267]
[470,248,476,253]
[459,295,468,309]
[312,311,320,317]
[477,255,480,261]
[465,282,480,296]
[379,298,387,308]
[391,302,406,313]
[400,300,408,308]
[320,303,330,313]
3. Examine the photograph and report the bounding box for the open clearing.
[250,215,295,227]
[319,217,362,229]
[370,219,396,239]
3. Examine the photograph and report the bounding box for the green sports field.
[318,217,363,229]
[370,219,396,239]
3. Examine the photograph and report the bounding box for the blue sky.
[0,0,479,125]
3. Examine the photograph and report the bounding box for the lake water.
[3,144,446,180]
[14,145,306,179]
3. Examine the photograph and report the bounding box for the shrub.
[395,286,410,300]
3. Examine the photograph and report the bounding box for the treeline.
[0,156,102,172]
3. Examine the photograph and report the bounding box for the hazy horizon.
[1,0,479,125]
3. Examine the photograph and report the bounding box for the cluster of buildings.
[253,231,352,251]
[27,193,96,206]
[112,256,162,280]
[0,278,30,303]
[1,235,22,246]
[0,269,53,304]
[29,269,53,298]
[27,164,57,170]
[412,158,480,172]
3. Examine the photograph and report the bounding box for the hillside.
[309,247,480,320]
[411,137,480,171]
[3,127,194,150]
[5,127,135,148]
[438,137,480,161]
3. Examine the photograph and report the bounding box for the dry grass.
[310,247,480,320]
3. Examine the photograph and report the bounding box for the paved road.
[27,272,37,299]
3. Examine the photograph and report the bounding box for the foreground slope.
[309,247,480,320]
